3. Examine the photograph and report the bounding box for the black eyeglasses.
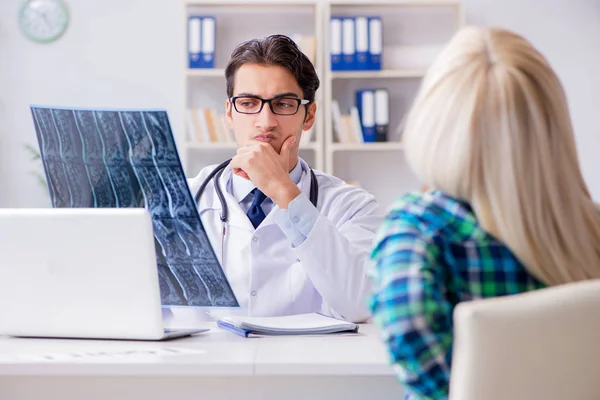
[230,96,310,116]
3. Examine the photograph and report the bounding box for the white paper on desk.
[0,347,206,363]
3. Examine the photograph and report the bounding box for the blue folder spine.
[368,17,382,71]
[341,17,356,70]
[330,17,343,71]
[356,89,377,142]
[187,16,202,69]
[355,17,369,71]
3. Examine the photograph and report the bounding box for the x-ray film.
[31,106,239,308]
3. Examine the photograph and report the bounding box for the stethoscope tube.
[194,158,232,222]
[194,158,319,224]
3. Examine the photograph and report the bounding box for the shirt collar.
[229,159,304,203]
[288,159,303,185]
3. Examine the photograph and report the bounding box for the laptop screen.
[30,106,239,309]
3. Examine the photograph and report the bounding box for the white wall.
[0,0,599,207]
[0,0,185,207]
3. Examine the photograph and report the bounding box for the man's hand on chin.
[230,135,301,209]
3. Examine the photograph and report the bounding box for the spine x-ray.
[31,106,239,309]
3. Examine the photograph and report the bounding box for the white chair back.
[450,279,600,400]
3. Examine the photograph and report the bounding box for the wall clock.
[19,0,69,43]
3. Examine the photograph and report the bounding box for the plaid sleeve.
[369,214,453,400]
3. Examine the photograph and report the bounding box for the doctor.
[188,34,382,323]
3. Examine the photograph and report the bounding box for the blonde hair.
[403,26,600,286]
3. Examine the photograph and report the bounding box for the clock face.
[19,0,69,43]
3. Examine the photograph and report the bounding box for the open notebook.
[217,313,359,337]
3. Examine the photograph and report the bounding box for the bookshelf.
[182,0,464,208]
[323,0,465,208]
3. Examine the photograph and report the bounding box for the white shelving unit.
[182,0,464,208]
[323,0,465,208]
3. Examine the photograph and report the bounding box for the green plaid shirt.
[369,190,545,399]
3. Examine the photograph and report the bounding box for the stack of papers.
[217,313,359,337]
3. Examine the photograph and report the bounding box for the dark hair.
[225,34,320,103]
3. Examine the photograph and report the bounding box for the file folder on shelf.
[368,17,383,70]
[341,17,356,70]
[217,313,359,338]
[355,17,369,71]
[330,18,343,71]
[200,17,216,69]
[356,89,376,142]
[187,16,216,69]
[374,89,389,142]
[187,16,202,69]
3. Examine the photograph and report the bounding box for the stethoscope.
[194,158,319,265]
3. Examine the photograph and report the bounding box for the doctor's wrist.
[271,183,301,210]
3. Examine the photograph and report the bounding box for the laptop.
[0,207,208,341]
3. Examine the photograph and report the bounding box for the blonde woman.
[369,26,600,400]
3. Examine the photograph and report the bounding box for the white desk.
[0,324,404,400]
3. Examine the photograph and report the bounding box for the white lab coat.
[187,158,383,323]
